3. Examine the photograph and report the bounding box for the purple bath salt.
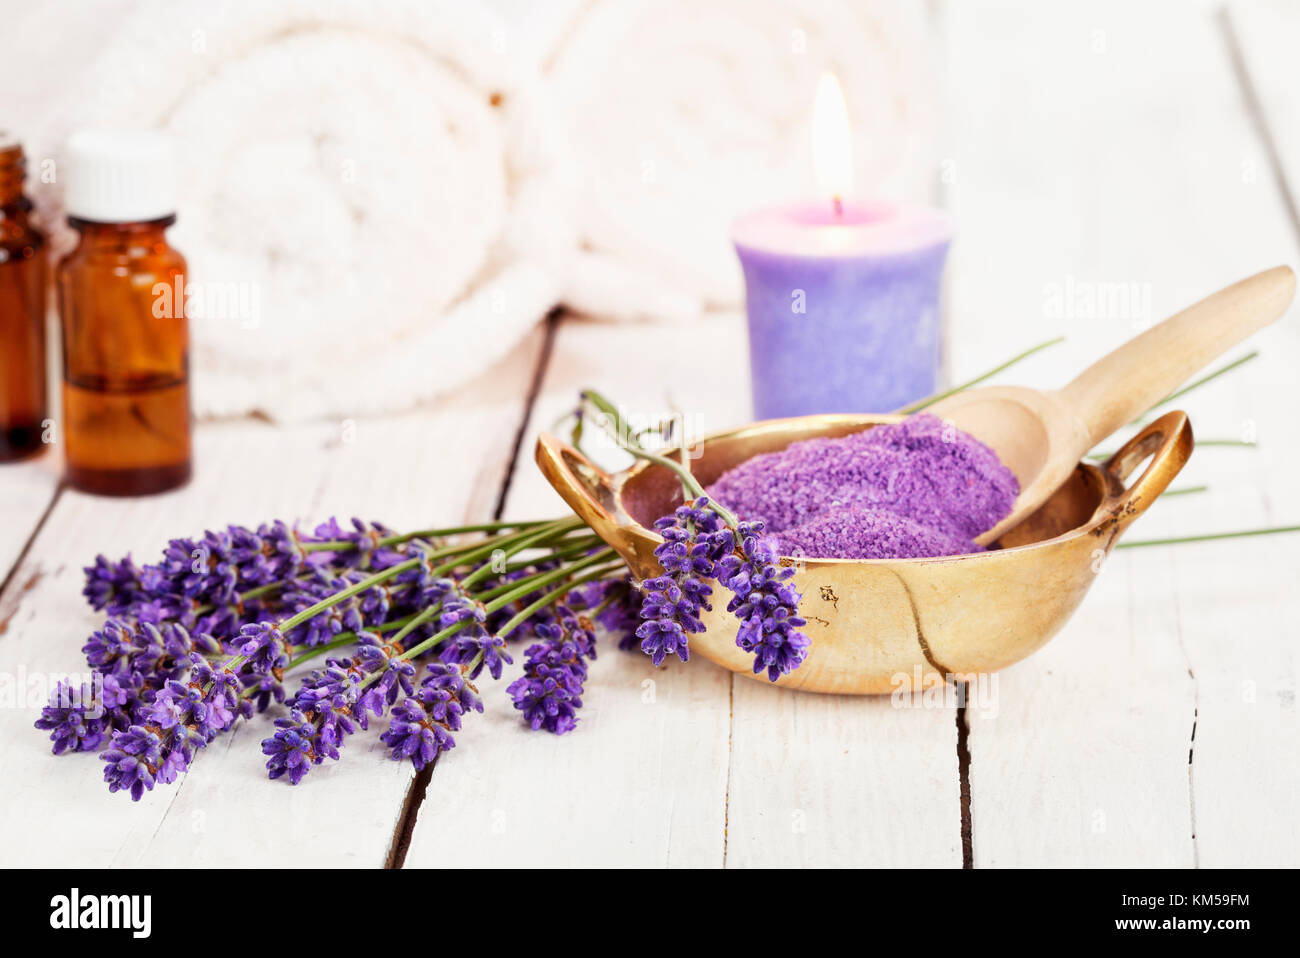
[705,414,1018,560]
[780,507,983,560]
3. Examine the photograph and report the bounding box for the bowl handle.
[1099,409,1195,532]
[535,433,650,571]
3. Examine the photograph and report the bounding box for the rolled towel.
[544,0,941,322]
[31,0,570,422]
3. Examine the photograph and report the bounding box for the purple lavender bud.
[380,699,455,769]
[101,722,196,800]
[310,517,394,568]
[263,712,316,784]
[236,621,290,673]
[82,554,140,613]
[437,593,511,680]
[635,498,733,667]
[101,727,165,801]
[35,679,122,754]
[379,664,483,769]
[508,605,597,734]
[82,620,140,675]
[715,521,809,682]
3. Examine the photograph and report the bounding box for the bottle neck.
[68,215,176,249]
[0,144,28,209]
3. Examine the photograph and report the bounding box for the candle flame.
[812,72,853,209]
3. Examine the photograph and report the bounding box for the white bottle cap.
[64,129,177,223]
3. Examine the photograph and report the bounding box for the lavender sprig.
[380,663,484,769]
[507,604,597,734]
[715,521,810,681]
[635,498,733,666]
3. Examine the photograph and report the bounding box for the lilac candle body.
[732,200,952,420]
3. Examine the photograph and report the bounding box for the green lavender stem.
[393,550,619,666]
[898,336,1066,414]
[278,517,584,633]
[1088,438,1255,460]
[1117,525,1300,549]
[302,518,555,553]
[494,563,625,639]
[1162,485,1209,497]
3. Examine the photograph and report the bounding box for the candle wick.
[832,195,844,218]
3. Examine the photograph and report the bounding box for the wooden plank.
[404,319,733,867]
[1174,527,1300,867]
[404,317,963,867]
[941,0,1300,865]
[726,680,962,867]
[0,453,61,587]
[1226,0,1300,239]
[0,330,544,867]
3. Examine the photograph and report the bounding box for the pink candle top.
[731,199,953,259]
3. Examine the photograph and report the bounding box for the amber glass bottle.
[0,135,48,461]
[58,130,191,495]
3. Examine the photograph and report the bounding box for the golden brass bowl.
[536,410,1193,694]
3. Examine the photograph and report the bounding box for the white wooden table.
[2,0,1298,868]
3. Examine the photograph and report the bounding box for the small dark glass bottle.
[58,130,191,495]
[0,135,48,461]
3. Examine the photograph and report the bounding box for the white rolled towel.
[30,0,572,423]
[544,0,941,322]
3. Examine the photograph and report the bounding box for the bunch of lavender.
[570,391,810,682]
[38,515,628,799]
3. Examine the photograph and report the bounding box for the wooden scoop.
[927,265,1296,546]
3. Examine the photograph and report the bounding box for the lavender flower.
[508,605,597,734]
[35,675,136,754]
[263,654,367,784]
[262,712,318,784]
[101,671,238,800]
[80,520,330,638]
[311,517,398,569]
[439,593,512,679]
[636,498,733,666]
[281,569,365,647]
[82,554,140,614]
[715,520,810,682]
[236,621,291,674]
[380,663,484,769]
[101,726,172,801]
[356,632,417,706]
[68,620,226,743]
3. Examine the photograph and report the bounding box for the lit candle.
[732,73,953,419]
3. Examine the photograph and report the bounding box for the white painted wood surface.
[941,0,1300,868]
[2,0,1298,867]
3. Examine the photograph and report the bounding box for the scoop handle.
[1056,265,1294,450]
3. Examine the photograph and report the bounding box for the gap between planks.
[385,312,562,869]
